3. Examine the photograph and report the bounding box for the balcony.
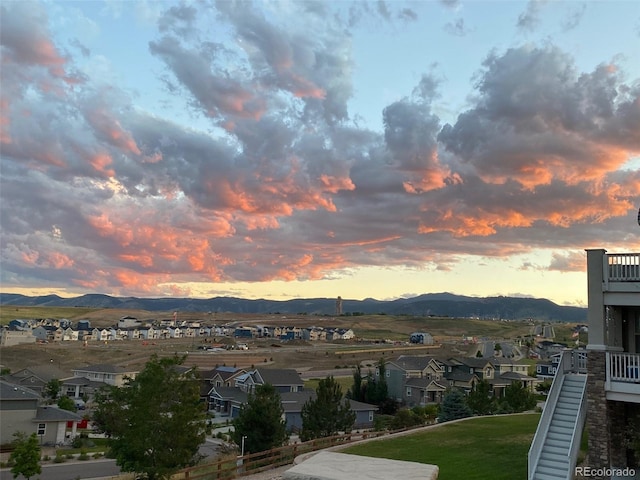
[606,253,640,282]
[606,352,640,403]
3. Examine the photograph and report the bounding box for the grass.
[304,376,353,392]
[341,413,540,480]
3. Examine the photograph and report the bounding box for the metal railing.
[528,349,587,480]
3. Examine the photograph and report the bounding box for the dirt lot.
[0,307,533,376]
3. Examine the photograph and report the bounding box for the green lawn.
[341,413,540,480]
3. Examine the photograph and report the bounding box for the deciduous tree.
[44,379,61,402]
[9,432,41,480]
[92,355,206,480]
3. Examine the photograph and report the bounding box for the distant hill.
[0,292,586,322]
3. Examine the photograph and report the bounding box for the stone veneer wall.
[587,350,630,478]
[587,350,611,478]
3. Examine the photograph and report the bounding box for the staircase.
[529,350,588,480]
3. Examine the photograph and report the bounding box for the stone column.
[586,350,611,479]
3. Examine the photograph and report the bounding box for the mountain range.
[0,292,586,322]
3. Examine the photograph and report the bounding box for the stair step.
[544,438,570,452]
[536,464,569,477]
[553,413,577,423]
[548,428,572,438]
[540,451,569,463]
[539,457,569,471]
[533,472,564,480]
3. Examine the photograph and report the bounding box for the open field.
[341,413,540,480]
[0,305,572,377]
[0,305,101,325]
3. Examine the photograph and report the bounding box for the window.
[406,387,411,397]
[386,370,390,377]
[369,411,374,422]
[37,424,46,436]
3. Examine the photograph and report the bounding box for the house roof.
[443,370,477,382]
[35,406,82,422]
[210,386,249,404]
[256,368,303,386]
[0,380,40,401]
[279,390,378,413]
[7,365,68,383]
[72,364,138,374]
[404,378,447,390]
[392,355,436,371]
[61,376,104,388]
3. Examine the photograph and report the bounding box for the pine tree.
[232,383,288,454]
[466,379,496,415]
[438,389,472,422]
[300,376,356,441]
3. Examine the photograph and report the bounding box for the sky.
[1,0,639,307]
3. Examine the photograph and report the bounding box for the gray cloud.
[1,1,639,296]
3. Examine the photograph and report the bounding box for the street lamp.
[237,435,248,473]
[241,435,247,457]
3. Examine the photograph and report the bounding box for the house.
[535,352,561,380]
[409,332,434,345]
[0,380,82,446]
[234,368,304,394]
[3,365,69,396]
[529,249,640,479]
[71,364,138,387]
[32,325,63,343]
[61,376,105,401]
[403,377,447,406]
[584,250,640,473]
[280,390,377,432]
[385,356,446,404]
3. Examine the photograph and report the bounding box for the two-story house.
[71,364,139,387]
[385,356,447,406]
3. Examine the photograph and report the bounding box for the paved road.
[1,438,226,480]
[1,458,121,480]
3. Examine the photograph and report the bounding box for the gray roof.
[393,355,436,371]
[279,390,377,413]
[61,376,104,388]
[73,364,138,374]
[35,406,82,422]
[256,368,304,387]
[0,380,40,400]
[209,386,248,404]
[404,378,447,390]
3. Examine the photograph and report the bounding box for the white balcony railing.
[607,352,640,384]
[606,253,640,282]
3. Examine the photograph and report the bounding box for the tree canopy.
[300,376,356,441]
[92,355,206,480]
[439,388,472,422]
[9,432,41,480]
[232,383,288,454]
[466,379,496,415]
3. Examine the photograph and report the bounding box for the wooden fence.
[173,428,411,480]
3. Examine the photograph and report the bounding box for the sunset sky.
[1,0,639,307]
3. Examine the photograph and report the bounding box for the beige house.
[0,380,82,446]
[71,364,139,387]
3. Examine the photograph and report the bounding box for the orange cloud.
[90,152,115,177]
[86,107,141,155]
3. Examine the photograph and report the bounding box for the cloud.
[1,1,639,297]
